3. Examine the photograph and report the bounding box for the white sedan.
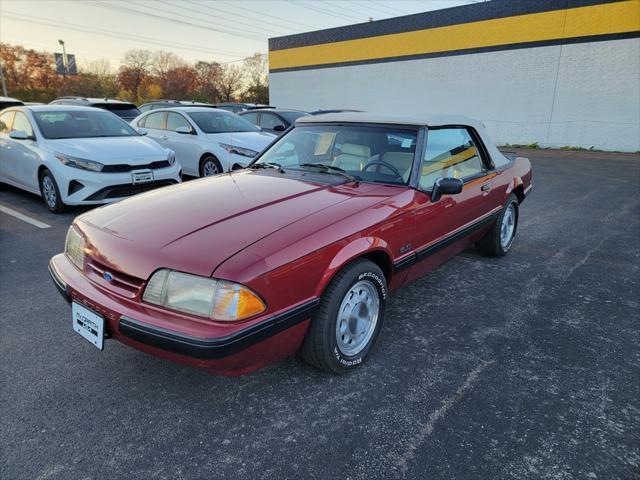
[0,106,181,212]
[132,107,277,176]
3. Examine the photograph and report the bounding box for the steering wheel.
[362,160,403,179]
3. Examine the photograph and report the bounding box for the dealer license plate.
[132,170,154,184]
[72,302,104,350]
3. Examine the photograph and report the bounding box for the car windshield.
[279,111,310,123]
[33,110,139,139]
[254,124,418,185]
[187,111,258,133]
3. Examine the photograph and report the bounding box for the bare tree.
[241,53,268,103]
[243,53,267,90]
[195,61,222,102]
[216,64,244,102]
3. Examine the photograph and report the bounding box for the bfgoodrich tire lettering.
[300,259,387,374]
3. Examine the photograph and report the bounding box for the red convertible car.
[49,113,532,376]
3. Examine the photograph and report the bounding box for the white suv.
[0,106,181,212]
[132,107,276,176]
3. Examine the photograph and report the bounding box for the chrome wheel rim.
[500,203,516,250]
[203,160,220,176]
[336,280,380,357]
[42,176,57,208]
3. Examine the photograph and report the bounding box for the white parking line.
[0,205,51,229]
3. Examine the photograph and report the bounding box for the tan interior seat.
[333,143,371,171]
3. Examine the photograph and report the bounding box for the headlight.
[167,150,176,165]
[64,226,85,270]
[55,153,104,172]
[142,269,266,321]
[219,143,258,158]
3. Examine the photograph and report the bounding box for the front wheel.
[475,194,519,257]
[39,170,66,213]
[199,155,223,177]
[300,259,387,374]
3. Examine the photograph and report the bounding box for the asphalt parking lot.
[1,149,639,480]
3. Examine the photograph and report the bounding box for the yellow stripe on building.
[269,1,640,70]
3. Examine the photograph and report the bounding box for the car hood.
[76,171,383,280]
[46,136,169,163]
[205,131,276,151]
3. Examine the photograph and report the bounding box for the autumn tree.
[0,43,271,105]
[117,49,152,101]
[0,43,61,101]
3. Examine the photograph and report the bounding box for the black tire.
[475,194,519,257]
[300,259,388,374]
[39,169,66,213]
[199,155,223,177]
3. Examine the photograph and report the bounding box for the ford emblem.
[103,272,114,282]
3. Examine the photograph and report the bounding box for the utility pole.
[0,62,8,97]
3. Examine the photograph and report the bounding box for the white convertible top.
[296,112,509,165]
[297,112,481,128]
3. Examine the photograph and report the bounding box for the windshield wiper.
[250,162,285,173]
[298,163,360,183]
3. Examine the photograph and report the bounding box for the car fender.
[505,175,526,203]
[315,236,393,298]
[506,176,524,195]
[202,143,231,171]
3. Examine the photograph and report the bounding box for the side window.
[419,128,485,189]
[260,113,285,130]
[138,104,152,114]
[0,111,15,134]
[11,112,34,137]
[242,112,259,124]
[143,112,165,130]
[166,112,192,132]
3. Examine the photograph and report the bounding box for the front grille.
[84,180,177,201]
[87,259,144,298]
[102,160,171,173]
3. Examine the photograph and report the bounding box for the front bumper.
[48,254,318,375]
[58,164,182,205]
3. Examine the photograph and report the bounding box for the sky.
[0,0,480,69]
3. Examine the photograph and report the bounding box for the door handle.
[162,136,168,140]
[481,184,491,191]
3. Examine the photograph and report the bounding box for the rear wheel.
[475,194,519,257]
[39,169,66,213]
[300,259,387,374]
[199,155,223,177]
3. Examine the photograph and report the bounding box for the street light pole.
[58,39,68,79]
[0,62,8,97]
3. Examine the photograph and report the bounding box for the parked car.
[49,97,141,122]
[132,107,276,176]
[0,106,181,212]
[0,96,24,111]
[215,103,273,113]
[310,109,362,115]
[138,100,218,114]
[239,108,310,135]
[49,112,532,376]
